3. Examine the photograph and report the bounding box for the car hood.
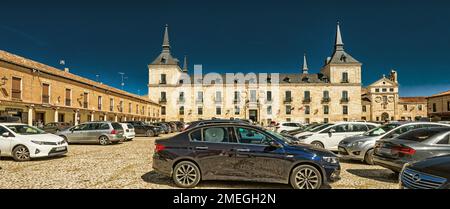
[295,131,313,137]
[17,133,64,142]
[409,155,450,178]
[287,143,336,157]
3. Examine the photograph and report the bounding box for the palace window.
[433,103,437,112]
[235,106,240,115]
[362,105,367,112]
[418,104,423,111]
[129,102,132,113]
[267,106,272,115]
[216,107,222,115]
[11,77,22,100]
[83,92,89,108]
[160,92,167,102]
[179,106,184,115]
[324,105,329,115]
[324,118,329,123]
[110,98,114,111]
[119,101,123,112]
[285,91,292,102]
[266,91,272,102]
[305,105,310,115]
[390,88,394,92]
[160,74,167,84]
[286,105,292,115]
[197,107,203,115]
[404,105,408,111]
[215,91,222,103]
[66,89,72,106]
[234,91,240,103]
[136,104,139,114]
[341,72,349,83]
[375,88,380,93]
[382,88,387,92]
[303,91,311,103]
[250,90,257,102]
[448,101,450,111]
[197,91,203,103]
[98,96,102,110]
[42,83,50,104]
[161,106,166,115]
[343,105,348,115]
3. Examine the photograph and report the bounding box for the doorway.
[381,112,390,121]
[249,109,258,122]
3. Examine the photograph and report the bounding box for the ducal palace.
[148,23,427,125]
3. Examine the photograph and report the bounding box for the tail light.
[392,145,416,155]
[155,144,166,152]
[111,129,118,134]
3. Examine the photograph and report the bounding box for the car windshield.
[267,130,293,144]
[363,123,400,136]
[311,124,334,132]
[6,125,46,135]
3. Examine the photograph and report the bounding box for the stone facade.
[362,70,427,122]
[148,24,364,124]
[427,90,450,121]
[0,50,161,126]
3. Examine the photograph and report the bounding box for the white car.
[0,123,68,161]
[295,122,380,151]
[120,123,135,141]
[276,122,304,133]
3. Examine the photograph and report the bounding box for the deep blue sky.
[1,0,449,96]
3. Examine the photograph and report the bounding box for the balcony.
[284,97,293,104]
[159,98,167,104]
[340,97,350,103]
[302,97,311,104]
[321,97,331,103]
[65,99,71,106]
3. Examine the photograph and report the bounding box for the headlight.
[350,141,365,147]
[323,156,339,164]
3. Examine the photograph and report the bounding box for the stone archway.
[381,112,390,121]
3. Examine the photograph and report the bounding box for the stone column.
[74,111,79,125]
[124,116,127,121]
[28,107,33,126]
[114,115,118,122]
[104,114,107,121]
[54,108,59,122]
[90,112,95,121]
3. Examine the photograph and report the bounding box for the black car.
[124,121,161,137]
[400,155,450,189]
[154,122,171,134]
[171,121,184,132]
[152,123,341,189]
[373,127,450,173]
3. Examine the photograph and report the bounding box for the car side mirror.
[328,129,335,137]
[269,141,283,148]
[2,132,11,137]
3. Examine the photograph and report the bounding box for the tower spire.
[162,24,170,53]
[335,21,344,51]
[302,52,308,74]
[182,55,188,72]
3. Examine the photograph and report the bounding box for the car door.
[426,132,450,157]
[188,126,238,180]
[85,123,102,143]
[233,126,290,183]
[318,124,350,150]
[67,124,88,143]
[132,123,145,135]
[0,126,12,156]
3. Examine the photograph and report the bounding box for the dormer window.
[283,77,291,83]
[340,54,347,62]
[179,79,184,84]
[234,79,239,84]
[302,77,309,82]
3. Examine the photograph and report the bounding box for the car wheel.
[173,161,201,188]
[99,136,110,145]
[12,145,31,161]
[146,130,154,137]
[364,149,375,165]
[311,141,324,148]
[290,165,322,189]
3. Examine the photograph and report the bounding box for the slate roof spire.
[335,21,344,51]
[162,24,170,53]
[302,52,308,74]
[182,55,188,72]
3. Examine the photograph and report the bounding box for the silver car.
[338,122,450,164]
[57,122,124,145]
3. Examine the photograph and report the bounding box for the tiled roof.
[399,97,427,103]
[428,90,450,98]
[0,50,158,105]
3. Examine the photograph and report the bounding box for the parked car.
[57,121,124,145]
[286,123,323,136]
[399,155,450,189]
[0,123,67,161]
[275,122,304,133]
[373,127,450,173]
[42,122,72,134]
[338,122,449,164]
[124,121,161,137]
[184,119,248,131]
[295,122,379,151]
[154,122,171,134]
[171,121,184,132]
[120,123,135,141]
[152,123,341,189]
[0,116,21,123]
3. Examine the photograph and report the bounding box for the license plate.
[55,146,66,151]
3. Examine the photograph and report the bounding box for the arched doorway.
[381,112,390,121]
